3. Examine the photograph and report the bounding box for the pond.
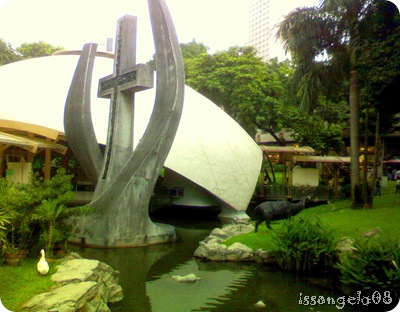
[72,208,359,312]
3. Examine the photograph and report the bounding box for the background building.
[247,0,271,61]
[247,0,319,61]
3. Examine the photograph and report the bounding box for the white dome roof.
[0,55,262,212]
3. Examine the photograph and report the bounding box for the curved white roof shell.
[0,55,262,213]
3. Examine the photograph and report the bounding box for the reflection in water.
[72,211,359,312]
[147,259,253,312]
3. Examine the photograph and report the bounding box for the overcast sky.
[0,0,325,62]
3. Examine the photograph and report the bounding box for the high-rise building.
[247,0,272,61]
[248,0,319,61]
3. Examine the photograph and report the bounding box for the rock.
[362,227,380,238]
[194,239,228,261]
[209,228,231,240]
[51,259,100,285]
[61,251,83,261]
[221,224,254,237]
[171,273,201,283]
[226,243,254,262]
[21,282,98,312]
[232,217,249,225]
[255,300,267,308]
[194,223,256,262]
[107,284,124,303]
[82,298,111,312]
[335,237,357,253]
[21,255,123,312]
[254,249,277,264]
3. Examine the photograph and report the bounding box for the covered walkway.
[0,120,67,182]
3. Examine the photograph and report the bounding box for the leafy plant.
[0,210,11,258]
[32,199,67,256]
[272,217,338,272]
[337,238,400,299]
[0,179,24,254]
[0,169,74,255]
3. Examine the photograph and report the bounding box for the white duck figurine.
[37,249,49,275]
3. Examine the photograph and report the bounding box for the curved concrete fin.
[91,0,185,206]
[64,43,103,186]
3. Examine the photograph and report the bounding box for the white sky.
[0,0,321,63]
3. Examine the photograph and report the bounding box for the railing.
[261,184,333,201]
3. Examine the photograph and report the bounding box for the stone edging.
[194,223,358,264]
[21,252,123,312]
[193,223,278,263]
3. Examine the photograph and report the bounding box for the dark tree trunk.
[349,70,362,208]
[362,106,369,206]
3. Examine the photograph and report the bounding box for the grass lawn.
[0,257,59,312]
[225,180,400,250]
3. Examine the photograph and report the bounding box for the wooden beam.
[0,143,10,153]
[0,119,64,141]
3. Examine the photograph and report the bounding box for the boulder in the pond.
[255,300,266,308]
[171,273,201,283]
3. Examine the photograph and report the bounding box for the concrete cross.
[98,15,153,180]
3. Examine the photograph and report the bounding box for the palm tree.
[277,0,379,208]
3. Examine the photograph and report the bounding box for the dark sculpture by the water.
[64,0,185,248]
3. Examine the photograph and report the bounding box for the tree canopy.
[185,46,291,138]
[16,41,64,58]
[0,39,21,65]
[277,0,400,207]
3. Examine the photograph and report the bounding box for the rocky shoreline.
[194,222,278,264]
[21,253,123,312]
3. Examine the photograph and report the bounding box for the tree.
[186,46,291,141]
[180,39,208,59]
[0,39,21,65]
[185,45,345,153]
[356,1,400,195]
[147,39,208,73]
[180,39,208,78]
[283,106,345,155]
[16,41,63,58]
[277,0,390,208]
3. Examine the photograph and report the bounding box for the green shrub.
[337,238,400,299]
[0,168,74,255]
[272,217,338,272]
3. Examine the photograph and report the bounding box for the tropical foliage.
[338,238,400,308]
[186,46,290,139]
[0,38,21,65]
[0,39,63,66]
[0,169,73,257]
[277,0,400,207]
[272,217,338,272]
[16,41,63,58]
[182,43,346,154]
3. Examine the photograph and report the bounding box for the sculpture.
[65,0,185,248]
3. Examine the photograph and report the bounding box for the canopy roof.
[293,155,351,164]
[0,130,67,155]
[0,54,262,212]
[383,159,400,164]
[260,145,315,154]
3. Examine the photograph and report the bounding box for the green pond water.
[72,208,363,312]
